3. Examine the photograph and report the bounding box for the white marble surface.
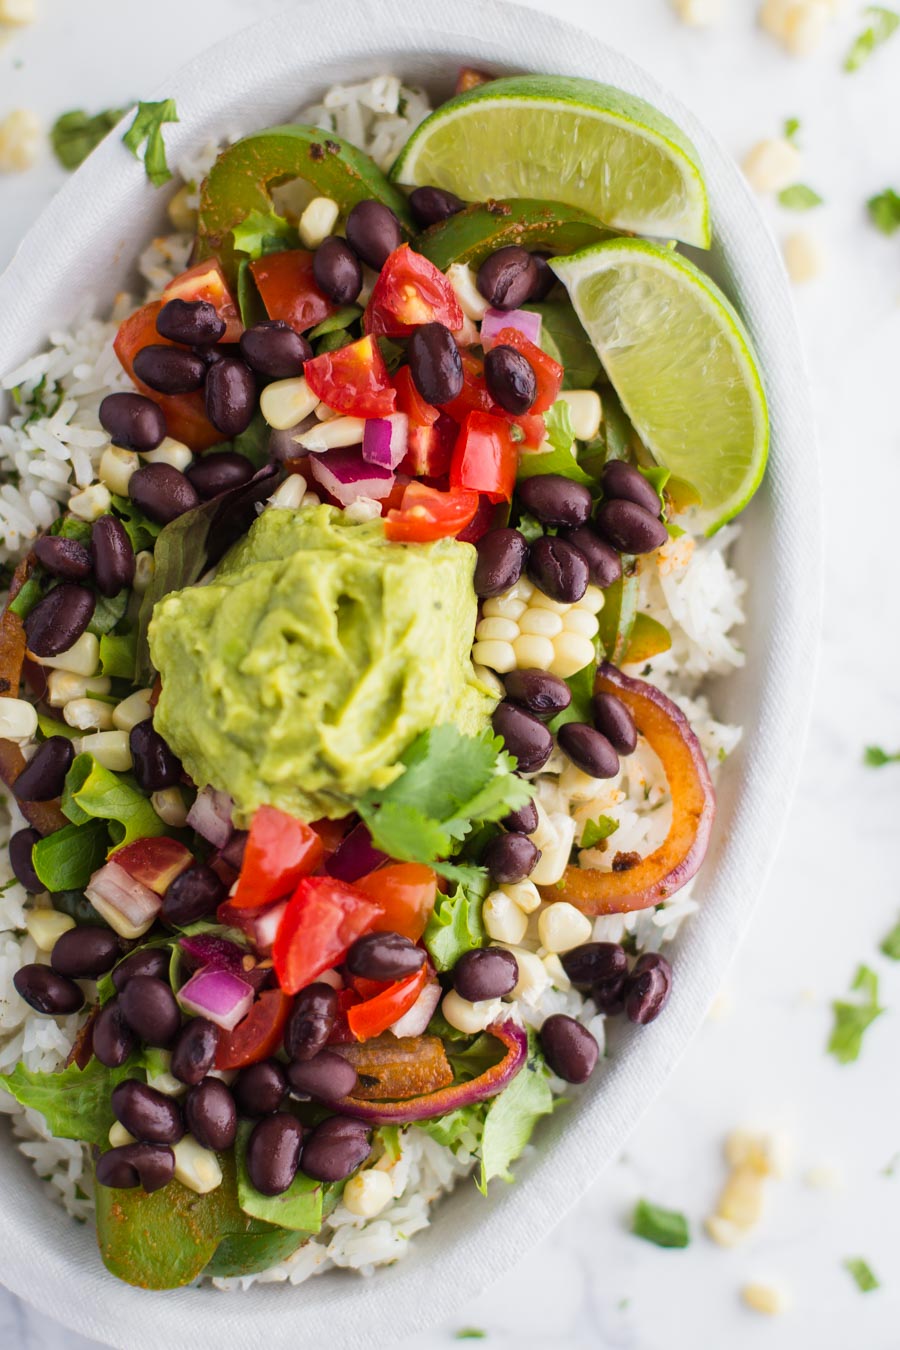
[1,0,899,1346]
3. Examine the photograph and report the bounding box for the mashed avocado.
[149,504,497,822]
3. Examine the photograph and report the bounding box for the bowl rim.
[0,1,822,1346]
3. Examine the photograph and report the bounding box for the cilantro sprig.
[844,6,899,71]
[867,189,900,235]
[844,1257,880,1292]
[863,745,900,766]
[122,99,179,187]
[778,184,824,211]
[631,1199,690,1249]
[827,965,884,1064]
[50,106,130,170]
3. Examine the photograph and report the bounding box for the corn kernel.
[519,607,563,638]
[295,416,367,451]
[143,437,193,472]
[506,578,534,602]
[475,616,519,643]
[0,698,37,741]
[99,445,139,496]
[471,639,517,674]
[529,590,569,614]
[446,263,490,321]
[75,729,132,772]
[483,889,529,944]
[46,671,110,707]
[63,697,114,732]
[151,787,189,828]
[173,1135,223,1194]
[267,474,307,510]
[549,632,595,678]
[555,389,602,441]
[717,1165,766,1227]
[562,608,599,638]
[579,585,606,614]
[672,0,723,24]
[0,109,41,173]
[298,196,340,249]
[481,595,527,621]
[742,138,802,195]
[501,946,550,1003]
[167,184,197,233]
[741,1283,789,1316]
[343,1168,394,1218]
[472,663,505,698]
[25,909,75,951]
[538,900,593,953]
[529,809,577,886]
[133,550,155,594]
[542,952,572,990]
[108,1121,134,1148]
[34,632,100,676]
[441,989,502,1034]
[783,231,826,283]
[112,689,153,732]
[512,634,555,669]
[260,377,319,430]
[503,879,541,914]
[559,760,609,801]
[68,483,111,522]
[0,0,37,25]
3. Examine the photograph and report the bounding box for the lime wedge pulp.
[391,76,710,248]
[551,239,768,533]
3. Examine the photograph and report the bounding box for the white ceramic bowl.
[0,1,820,1345]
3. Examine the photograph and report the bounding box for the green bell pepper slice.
[414,199,614,271]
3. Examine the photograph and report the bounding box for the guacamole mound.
[149,504,497,822]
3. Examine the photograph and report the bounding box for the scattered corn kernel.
[108,1121,134,1148]
[143,437,193,471]
[741,1282,789,1316]
[446,263,490,321]
[538,900,593,953]
[173,1134,223,1194]
[760,0,831,55]
[783,230,826,283]
[112,688,153,733]
[725,1129,790,1179]
[705,1215,742,1247]
[75,729,132,772]
[742,138,802,195]
[151,786,189,828]
[441,989,502,1034]
[673,0,723,24]
[555,390,602,441]
[133,549,155,594]
[717,1165,766,1227]
[502,878,541,914]
[34,632,100,676]
[167,184,197,233]
[0,0,36,25]
[260,376,319,430]
[99,445,139,496]
[542,952,572,990]
[500,946,550,1003]
[472,663,505,698]
[0,697,37,741]
[268,474,307,510]
[483,889,529,945]
[0,109,41,173]
[46,671,110,708]
[295,416,367,451]
[559,760,611,802]
[63,697,114,732]
[298,195,340,249]
[25,909,75,950]
[343,1167,394,1218]
[804,1164,842,1190]
[68,482,112,522]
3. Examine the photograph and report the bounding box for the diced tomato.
[346,965,428,1041]
[455,493,496,544]
[364,244,463,338]
[213,989,292,1070]
[450,410,518,503]
[272,876,381,995]
[489,328,563,415]
[304,335,396,417]
[393,368,456,476]
[162,259,243,342]
[383,481,480,542]
[394,365,438,429]
[249,249,335,333]
[310,815,354,856]
[113,301,221,451]
[355,862,438,942]
[230,806,324,910]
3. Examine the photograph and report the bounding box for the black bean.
[239,321,311,378]
[185,451,254,500]
[484,345,537,415]
[112,1079,184,1145]
[407,322,464,406]
[477,246,538,310]
[345,199,403,270]
[184,1077,237,1150]
[91,515,135,598]
[118,975,181,1047]
[129,463,199,526]
[133,344,207,395]
[205,357,257,438]
[592,974,627,1016]
[99,392,166,452]
[594,499,668,555]
[24,583,95,658]
[593,692,638,756]
[539,1013,599,1084]
[526,535,589,604]
[345,931,425,982]
[233,1059,287,1117]
[473,527,528,598]
[313,235,363,305]
[501,798,539,835]
[156,298,226,346]
[491,701,553,774]
[557,723,619,779]
[483,832,540,884]
[453,947,518,1002]
[624,953,672,1025]
[160,864,225,927]
[528,253,556,302]
[129,719,183,792]
[9,828,41,892]
[503,668,571,720]
[246,1112,304,1195]
[284,982,338,1062]
[517,473,593,529]
[32,535,92,581]
[111,946,170,993]
[561,942,628,988]
[12,737,74,802]
[286,1050,359,1102]
[170,1018,220,1086]
[409,185,465,228]
[92,999,136,1068]
[50,926,120,979]
[560,526,622,589]
[13,963,84,1016]
[300,1115,370,1183]
[602,460,662,516]
[96,1142,174,1192]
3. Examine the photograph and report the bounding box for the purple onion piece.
[325,821,387,883]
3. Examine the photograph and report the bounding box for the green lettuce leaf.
[234,1120,326,1232]
[424,878,488,972]
[516,401,593,486]
[0,1057,138,1147]
[99,630,138,679]
[476,1029,555,1192]
[32,820,109,891]
[777,183,824,211]
[62,753,165,848]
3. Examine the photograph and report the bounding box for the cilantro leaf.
[863,745,900,766]
[631,1199,690,1248]
[844,6,899,71]
[231,209,296,259]
[879,917,900,960]
[0,1057,138,1147]
[844,1257,880,1292]
[51,106,129,171]
[581,815,619,848]
[828,965,884,1064]
[122,99,179,187]
[778,183,824,211]
[424,878,488,971]
[783,116,801,144]
[867,188,900,235]
[516,401,593,486]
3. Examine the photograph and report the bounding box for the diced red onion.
[177,966,255,1031]
[252,900,287,955]
[179,933,246,973]
[362,414,408,471]
[186,786,234,849]
[389,979,442,1038]
[480,307,542,350]
[309,447,394,506]
[85,861,161,929]
[325,821,387,883]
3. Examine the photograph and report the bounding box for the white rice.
[0,77,746,1288]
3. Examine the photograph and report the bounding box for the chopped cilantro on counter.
[863,745,900,766]
[867,188,900,235]
[778,183,824,211]
[51,106,129,170]
[879,918,900,960]
[844,6,899,71]
[828,965,884,1064]
[783,116,801,144]
[122,99,179,187]
[631,1199,690,1248]
[456,1332,487,1341]
[843,1257,880,1292]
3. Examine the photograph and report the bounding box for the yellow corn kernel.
[519,607,563,638]
[512,634,555,669]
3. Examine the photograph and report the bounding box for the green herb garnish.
[51,106,129,170]
[863,745,900,766]
[631,1199,690,1248]
[844,6,899,71]
[778,184,824,211]
[843,1257,880,1292]
[783,117,801,144]
[122,99,179,187]
[867,188,900,235]
[827,965,884,1064]
[581,815,619,848]
[879,917,900,960]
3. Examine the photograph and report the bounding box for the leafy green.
[61,754,164,848]
[844,1257,880,1292]
[122,99,179,187]
[51,106,129,170]
[231,209,296,259]
[357,726,533,883]
[32,820,109,891]
[581,815,619,848]
[316,329,356,354]
[7,576,43,618]
[109,494,161,554]
[234,1121,325,1232]
[844,6,899,70]
[867,188,900,235]
[476,1029,555,1192]
[863,745,900,766]
[455,1332,487,1341]
[418,1103,483,1149]
[99,629,138,679]
[828,965,884,1064]
[778,183,824,211]
[514,511,545,543]
[631,1199,690,1248]
[0,1057,138,1147]
[424,879,488,971]
[87,589,129,636]
[516,402,593,486]
[783,116,801,144]
[235,259,267,328]
[880,917,900,959]
[547,660,596,733]
[37,714,80,741]
[308,306,363,339]
[523,300,601,389]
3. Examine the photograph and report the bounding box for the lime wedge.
[391,76,710,248]
[551,239,768,533]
